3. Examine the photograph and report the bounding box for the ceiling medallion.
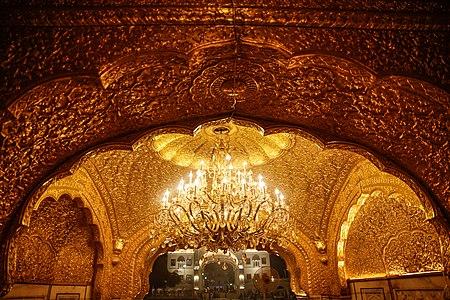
[210,72,258,102]
[150,123,294,252]
[150,119,294,169]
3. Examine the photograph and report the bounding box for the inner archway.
[3,117,447,300]
[203,262,235,292]
[146,249,295,299]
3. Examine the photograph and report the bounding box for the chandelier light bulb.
[222,262,228,270]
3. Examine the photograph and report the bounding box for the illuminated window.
[177,256,186,268]
[252,255,260,267]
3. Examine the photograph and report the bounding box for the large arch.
[0,44,448,243]
[2,116,447,299]
[1,2,449,298]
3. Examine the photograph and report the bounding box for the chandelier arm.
[274,207,291,225]
[243,198,253,219]
[201,209,214,228]
[168,203,203,236]
[204,210,220,233]
[226,209,239,232]
[168,206,182,224]
[206,192,221,205]
[252,199,271,221]
[260,214,277,232]
[237,206,243,221]
[188,200,205,232]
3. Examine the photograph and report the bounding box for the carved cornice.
[1,6,448,31]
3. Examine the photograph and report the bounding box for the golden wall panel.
[384,230,442,275]
[9,195,95,285]
[253,145,361,240]
[344,192,443,279]
[83,146,190,238]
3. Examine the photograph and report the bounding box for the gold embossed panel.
[344,192,443,279]
[10,195,95,285]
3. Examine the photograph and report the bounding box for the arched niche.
[3,195,99,298]
[332,160,447,287]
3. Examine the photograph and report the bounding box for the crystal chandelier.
[151,128,292,252]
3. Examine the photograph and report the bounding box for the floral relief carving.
[9,195,95,285]
[344,192,443,279]
[0,5,449,297]
[383,230,442,275]
[0,29,448,244]
[14,235,56,283]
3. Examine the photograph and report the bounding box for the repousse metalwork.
[9,195,95,285]
[0,1,448,299]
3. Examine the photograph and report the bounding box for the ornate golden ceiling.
[33,120,362,240]
[0,0,449,298]
[14,118,444,298]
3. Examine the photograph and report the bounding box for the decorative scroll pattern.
[2,44,447,240]
[2,3,448,31]
[384,230,442,275]
[253,146,361,240]
[0,32,448,245]
[395,289,444,300]
[345,192,443,279]
[9,195,95,285]
[329,160,437,288]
